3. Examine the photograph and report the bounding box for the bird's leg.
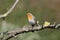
[31,24,35,32]
[31,24,35,29]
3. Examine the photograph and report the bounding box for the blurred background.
[0,0,60,40]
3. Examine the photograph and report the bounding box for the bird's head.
[26,13,33,20]
[27,13,32,16]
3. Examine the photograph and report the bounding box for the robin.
[27,13,39,27]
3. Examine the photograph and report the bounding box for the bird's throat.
[28,15,33,20]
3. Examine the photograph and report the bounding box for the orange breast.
[28,15,33,20]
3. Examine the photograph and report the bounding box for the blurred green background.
[0,0,60,40]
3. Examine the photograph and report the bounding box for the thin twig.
[0,0,19,18]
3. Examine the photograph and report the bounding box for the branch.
[0,23,60,40]
[0,0,19,19]
[1,25,42,40]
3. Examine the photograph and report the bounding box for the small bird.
[27,13,39,27]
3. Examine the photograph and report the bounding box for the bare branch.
[0,0,19,18]
[0,25,42,40]
[0,23,60,40]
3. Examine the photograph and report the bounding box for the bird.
[27,13,39,28]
